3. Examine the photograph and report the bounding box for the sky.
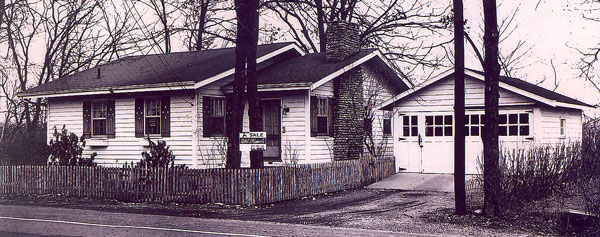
[460,0,600,115]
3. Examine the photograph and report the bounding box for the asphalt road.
[0,205,428,237]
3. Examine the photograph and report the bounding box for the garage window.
[467,114,481,136]
[402,115,418,136]
[498,113,529,136]
[425,115,452,137]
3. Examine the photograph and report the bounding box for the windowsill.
[87,139,109,147]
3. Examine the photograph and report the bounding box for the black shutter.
[328,98,335,137]
[310,96,317,137]
[202,96,212,137]
[135,98,144,138]
[82,101,91,139]
[383,118,391,135]
[160,96,170,137]
[106,100,116,138]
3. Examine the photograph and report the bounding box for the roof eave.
[18,81,196,99]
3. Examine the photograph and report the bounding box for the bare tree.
[179,0,236,50]
[482,0,502,217]
[0,0,139,164]
[574,0,600,93]
[264,0,452,82]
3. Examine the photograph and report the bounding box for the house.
[378,68,595,174]
[18,22,410,168]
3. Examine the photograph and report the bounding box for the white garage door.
[395,112,533,174]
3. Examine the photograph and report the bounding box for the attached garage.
[379,69,594,174]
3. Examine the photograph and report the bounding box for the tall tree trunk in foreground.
[453,0,467,215]
[245,0,263,168]
[482,0,502,217]
[226,0,252,168]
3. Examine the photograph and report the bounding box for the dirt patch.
[1,189,595,236]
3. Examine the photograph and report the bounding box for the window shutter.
[310,96,317,137]
[106,100,116,138]
[328,98,335,137]
[135,98,144,138]
[202,96,212,137]
[82,101,91,139]
[160,96,170,137]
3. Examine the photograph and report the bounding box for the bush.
[0,122,48,165]
[139,138,177,168]
[48,126,96,166]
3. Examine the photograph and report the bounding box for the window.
[317,98,328,134]
[560,118,566,137]
[135,97,170,138]
[425,115,452,136]
[402,115,418,137]
[498,113,529,136]
[310,96,333,137]
[83,100,115,139]
[467,114,481,136]
[203,96,225,137]
[92,101,107,136]
[383,111,392,135]
[145,98,161,135]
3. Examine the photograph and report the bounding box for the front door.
[261,99,281,160]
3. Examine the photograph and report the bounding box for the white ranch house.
[378,69,594,174]
[19,23,409,168]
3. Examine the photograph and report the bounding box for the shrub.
[0,122,48,165]
[139,138,177,168]
[48,126,96,166]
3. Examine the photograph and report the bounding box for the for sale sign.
[239,132,266,151]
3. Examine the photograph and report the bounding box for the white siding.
[309,80,335,163]
[363,65,395,158]
[536,107,582,143]
[394,76,535,113]
[47,93,195,167]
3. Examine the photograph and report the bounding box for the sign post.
[239,132,266,151]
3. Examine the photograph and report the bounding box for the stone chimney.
[326,21,365,160]
[325,21,361,63]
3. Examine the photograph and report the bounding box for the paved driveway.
[367,173,474,192]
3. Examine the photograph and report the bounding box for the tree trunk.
[482,0,502,217]
[227,0,252,169]
[316,0,326,52]
[453,0,467,215]
[246,0,263,169]
[196,0,209,51]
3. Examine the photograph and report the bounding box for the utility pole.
[453,0,467,215]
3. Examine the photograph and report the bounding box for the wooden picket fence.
[0,157,394,206]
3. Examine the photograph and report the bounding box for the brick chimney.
[326,21,365,160]
[325,21,361,63]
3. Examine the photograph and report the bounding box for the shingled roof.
[19,42,297,97]
[222,49,410,93]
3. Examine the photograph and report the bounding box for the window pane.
[434,127,443,136]
[146,117,160,134]
[411,127,418,137]
[471,126,479,136]
[383,119,391,135]
[471,115,479,125]
[509,125,518,136]
[403,127,410,136]
[435,116,443,125]
[519,113,529,124]
[520,125,529,136]
[509,114,518,124]
[444,126,452,136]
[403,116,410,125]
[499,125,507,136]
[93,120,106,135]
[425,127,433,136]
[425,116,433,126]
[444,115,452,125]
[317,117,328,134]
[499,114,507,124]
[411,116,418,125]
